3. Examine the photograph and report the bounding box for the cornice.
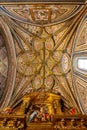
[0,0,86,5]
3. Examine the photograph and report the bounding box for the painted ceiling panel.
[0,5,83,26]
[0,2,86,116]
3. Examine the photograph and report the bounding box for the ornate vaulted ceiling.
[0,0,86,115]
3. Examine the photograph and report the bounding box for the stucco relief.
[0,4,83,25]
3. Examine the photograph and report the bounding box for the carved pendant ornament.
[0,2,86,126]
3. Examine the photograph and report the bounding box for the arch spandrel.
[0,17,16,109]
[72,15,87,114]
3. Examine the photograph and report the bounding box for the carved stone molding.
[0,0,86,4]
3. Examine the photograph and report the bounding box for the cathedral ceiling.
[0,1,86,114]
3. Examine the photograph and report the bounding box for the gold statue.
[16,95,31,115]
[15,91,63,119]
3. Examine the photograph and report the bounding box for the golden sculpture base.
[27,122,53,130]
[0,128,17,130]
[0,114,25,130]
[0,114,87,130]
